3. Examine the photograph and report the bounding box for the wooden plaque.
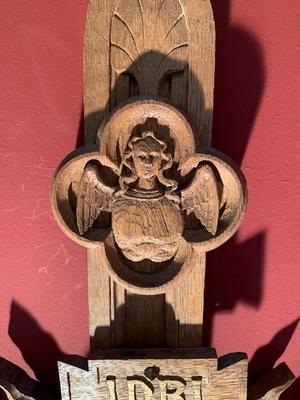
[58,349,248,400]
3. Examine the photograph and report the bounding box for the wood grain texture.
[182,0,215,148]
[181,163,220,236]
[84,0,117,350]
[1,1,295,399]
[76,163,115,235]
[58,350,248,400]
[110,0,189,96]
[49,0,249,357]
[88,246,111,349]
[103,233,196,295]
[82,0,216,350]
[52,112,247,293]
[165,250,206,347]
[84,0,117,144]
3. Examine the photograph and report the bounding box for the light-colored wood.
[58,350,248,400]
[51,99,247,297]
[166,250,206,347]
[88,246,112,349]
[248,363,295,400]
[0,384,15,400]
[84,0,118,350]
[110,0,189,96]
[84,0,117,144]
[104,233,195,295]
[82,0,216,348]
[0,382,35,400]
[84,0,215,144]
[0,1,295,399]
[182,0,216,147]
[49,0,247,350]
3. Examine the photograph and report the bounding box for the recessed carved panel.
[58,349,248,400]
[52,99,247,293]
[111,0,189,95]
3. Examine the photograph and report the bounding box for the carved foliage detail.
[111,0,189,94]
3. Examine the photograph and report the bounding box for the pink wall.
[0,0,299,398]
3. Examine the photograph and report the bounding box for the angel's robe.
[112,191,184,263]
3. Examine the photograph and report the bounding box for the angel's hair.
[119,130,177,192]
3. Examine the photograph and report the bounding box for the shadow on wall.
[74,47,266,353]
[249,318,299,382]
[73,0,278,387]
[7,302,299,398]
[6,1,299,398]
[77,0,268,360]
[8,301,66,396]
[211,0,266,164]
[206,4,300,397]
[204,0,266,344]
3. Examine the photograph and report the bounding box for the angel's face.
[132,136,164,179]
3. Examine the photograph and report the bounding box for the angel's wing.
[76,162,115,235]
[181,163,220,235]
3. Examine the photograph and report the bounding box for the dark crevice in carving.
[144,365,160,380]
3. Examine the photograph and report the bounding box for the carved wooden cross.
[52,0,247,351]
[49,1,294,399]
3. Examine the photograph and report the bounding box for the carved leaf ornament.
[111,0,189,94]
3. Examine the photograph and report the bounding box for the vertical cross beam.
[83,0,215,350]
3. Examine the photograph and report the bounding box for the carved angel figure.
[76,130,220,263]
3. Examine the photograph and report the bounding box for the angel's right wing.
[76,162,115,235]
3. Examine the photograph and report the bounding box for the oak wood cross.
[50,1,293,399]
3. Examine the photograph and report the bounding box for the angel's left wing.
[180,163,220,235]
[76,162,116,235]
